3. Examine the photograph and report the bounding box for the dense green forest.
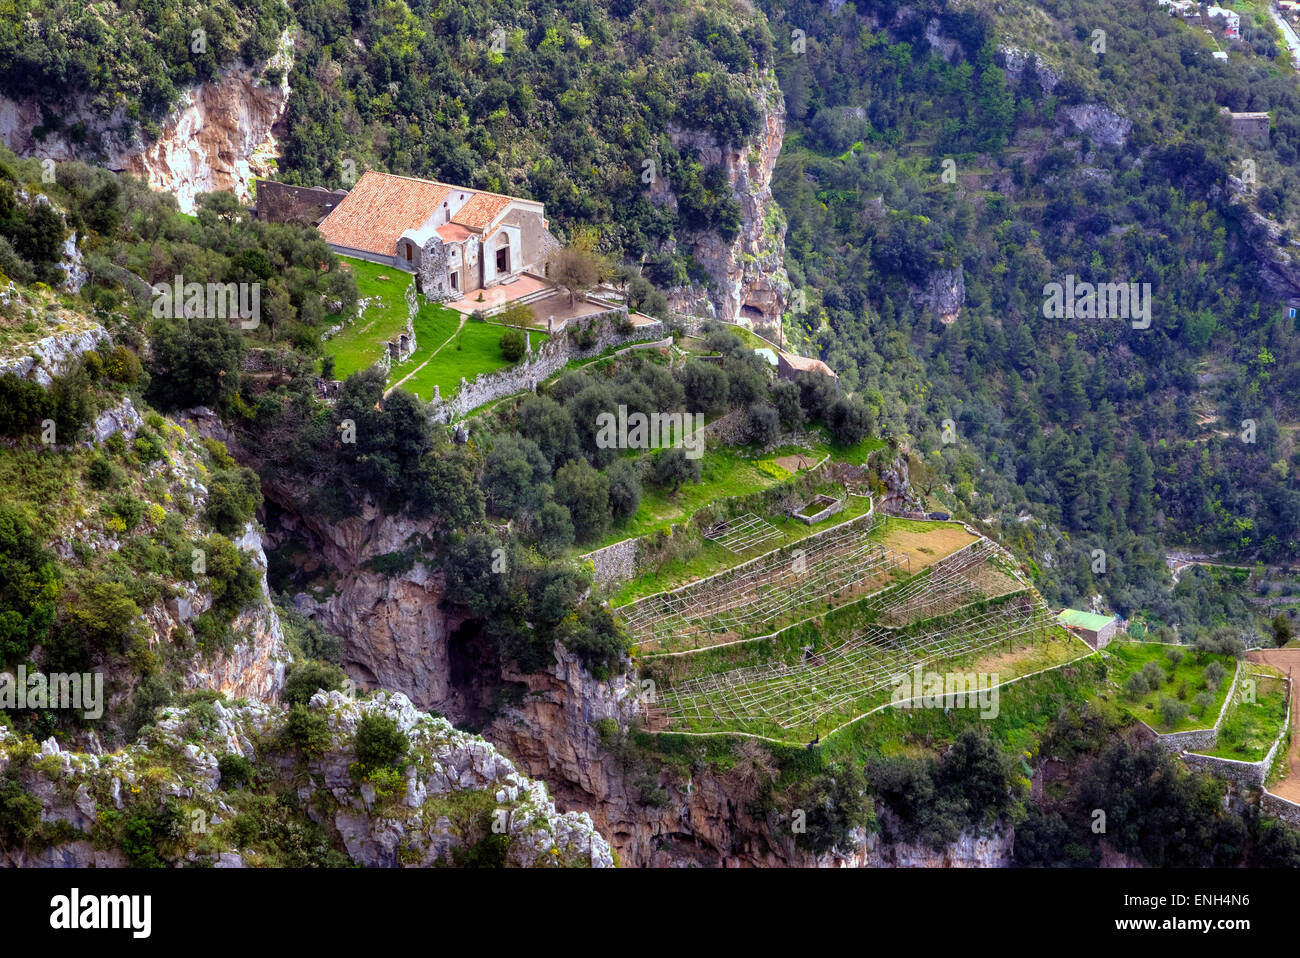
[757,0,1300,633]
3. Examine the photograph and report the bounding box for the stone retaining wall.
[1262,790,1300,826]
[582,537,639,587]
[1182,750,1271,788]
[1186,675,1291,789]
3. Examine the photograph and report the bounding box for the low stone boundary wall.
[1262,790,1300,826]
[794,495,844,525]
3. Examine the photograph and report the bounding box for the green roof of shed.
[1057,609,1116,631]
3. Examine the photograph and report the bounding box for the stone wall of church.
[417,237,455,301]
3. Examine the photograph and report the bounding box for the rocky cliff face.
[250,488,1024,867]
[665,72,791,327]
[264,499,468,712]
[0,690,612,868]
[911,266,966,325]
[127,46,292,214]
[0,31,292,214]
[480,641,1015,867]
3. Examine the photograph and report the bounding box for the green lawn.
[324,258,413,377]
[321,259,546,405]
[1102,641,1237,733]
[1197,672,1288,762]
[386,302,465,394]
[398,318,545,403]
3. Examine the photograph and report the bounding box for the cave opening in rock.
[447,618,489,691]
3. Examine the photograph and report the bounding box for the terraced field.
[634,518,1091,743]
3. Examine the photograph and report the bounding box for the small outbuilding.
[1057,609,1118,649]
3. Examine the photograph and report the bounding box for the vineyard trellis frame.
[621,511,910,649]
[658,595,1058,736]
[702,512,785,554]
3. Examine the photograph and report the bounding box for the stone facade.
[1225,110,1270,146]
[414,235,455,301]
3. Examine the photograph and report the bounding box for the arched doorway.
[494,232,511,275]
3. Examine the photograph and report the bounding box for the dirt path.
[1247,649,1300,801]
[386,314,467,397]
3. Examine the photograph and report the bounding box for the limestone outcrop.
[665,72,791,326]
[0,690,613,868]
[0,30,293,214]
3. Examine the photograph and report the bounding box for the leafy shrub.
[0,774,41,849]
[86,453,125,490]
[499,328,526,362]
[282,704,331,756]
[202,467,263,536]
[105,493,145,532]
[1159,698,1189,729]
[120,800,184,868]
[132,430,165,463]
[353,713,408,773]
[217,753,254,789]
[282,660,346,707]
[0,506,60,666]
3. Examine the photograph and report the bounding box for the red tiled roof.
[318,172,451,255]
[319,170,536,254]
[453,193,512,231]
[436,223,474,243]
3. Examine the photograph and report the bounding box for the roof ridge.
[359,169,537,204]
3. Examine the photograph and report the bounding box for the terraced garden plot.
[871,516,981,570]
[1101,641,1237,733]
[861,541,1025,627]
[653,593,1072,742]
[1196,672,1288,762]
[620,512,910,652]
[621,516,980,652]
[398,319,547,402]
[607,494,875,608]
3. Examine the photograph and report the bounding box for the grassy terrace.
[325,257,545,404]
[1196,669,1289,762]
[597,434,887,603]
[607,492,874,607]
[398,317,547,402]
[1097,641,1237,734]
[323,258,413,378]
